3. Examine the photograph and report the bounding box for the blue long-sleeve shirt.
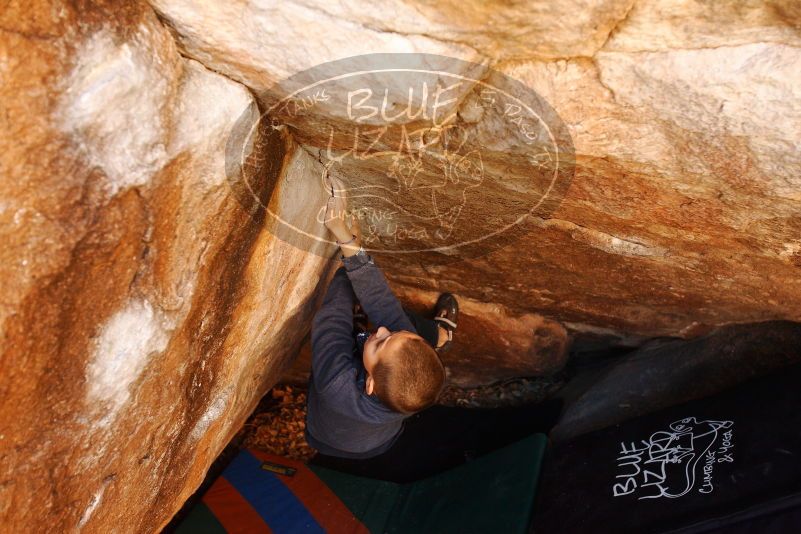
[304,252,417,458]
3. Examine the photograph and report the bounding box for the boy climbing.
[304,193,459,459]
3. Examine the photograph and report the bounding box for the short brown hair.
[372,335,446,415]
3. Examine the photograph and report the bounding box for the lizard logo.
[613,417,735,500]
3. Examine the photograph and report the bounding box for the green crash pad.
[310,433,548,534]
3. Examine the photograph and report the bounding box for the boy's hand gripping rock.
[323,187,362,257]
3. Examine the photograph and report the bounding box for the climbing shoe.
[433,292,458,353]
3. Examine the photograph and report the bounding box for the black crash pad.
[312,433,548,534]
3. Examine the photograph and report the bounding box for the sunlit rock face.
[151,0,801,337]
[0,2,332,532]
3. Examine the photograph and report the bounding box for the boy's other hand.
[324,194,352,243]
[323,191,363,257]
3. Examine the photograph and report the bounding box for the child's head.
[363,326,446,415]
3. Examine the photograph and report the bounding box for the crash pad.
[311,432,547,534]
[175,433,547,534]
[174,449,369,534]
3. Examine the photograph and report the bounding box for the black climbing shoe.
[433,293,458,353]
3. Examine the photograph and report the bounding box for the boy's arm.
[342,253,415,333]
[310,267,357,391]
[320,192,415,333]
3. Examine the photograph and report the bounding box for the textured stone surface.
[0,2,333,532]
[150,0,801,337]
